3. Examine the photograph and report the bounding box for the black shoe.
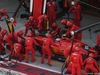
[47,63,52,66]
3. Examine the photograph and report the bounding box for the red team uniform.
[38,14,48,32]
[70,50,83,75]
[5,30,25,51]
[24,16,37,36]
[49,23,61,37]
[41,34,57,66]
[10,39,25,62]
[47,0,56,27]
[0,9,10,21]
[25,33,40,62]
[68,1,81,27]
[0,29,7,51]
[66,21,82,40]
[83,54,99,75]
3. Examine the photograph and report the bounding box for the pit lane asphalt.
[0,0,100,75]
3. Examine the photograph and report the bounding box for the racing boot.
[47,63,52,66]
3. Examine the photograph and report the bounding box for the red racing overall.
[0,9,10,21]
[41,34,57,66]
[38,14,48,32]
[47,1,56,26]
[5,32,24,51]
[83,57,99,75]
[68,1,81,27]
[70,52,83,75]
[25,37,40,62]
[10,43,25,62]
[24,16,37,36]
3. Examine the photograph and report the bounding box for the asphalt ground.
[0,0,100,75]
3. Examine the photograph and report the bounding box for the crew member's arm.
[94,59,99,72]
[33,39,40,46]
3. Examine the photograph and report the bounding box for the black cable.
[60,36,74,75]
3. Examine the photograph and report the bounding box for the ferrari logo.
[28,40,30,42]
[74,57,76,59]
[16,46,18,48]
[89,59,91,61]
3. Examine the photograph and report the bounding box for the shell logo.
[52,48,58,53]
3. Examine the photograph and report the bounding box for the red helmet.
[27,33,33,37]
[1,29,7,35]
[75,46,80,52]
[29,16,34,21]
[43,14,47,20]
[1,9,6,13]
[89,53,94,57]
[67,21,73,27]
[46,33,51,38]
[17,30,23,36]
[52,23,57,27]
[18,39,24,44]
[75,43,82,47]
[61,19,67,25]
[75,1,79,5]
[0,34,3,39]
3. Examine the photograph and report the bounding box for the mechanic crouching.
[25,33,40,63]
[5,30,25,51]
[41,33,58,66]
[10,39,25,62]
[49,23,61,37]
[83,53,99,75]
